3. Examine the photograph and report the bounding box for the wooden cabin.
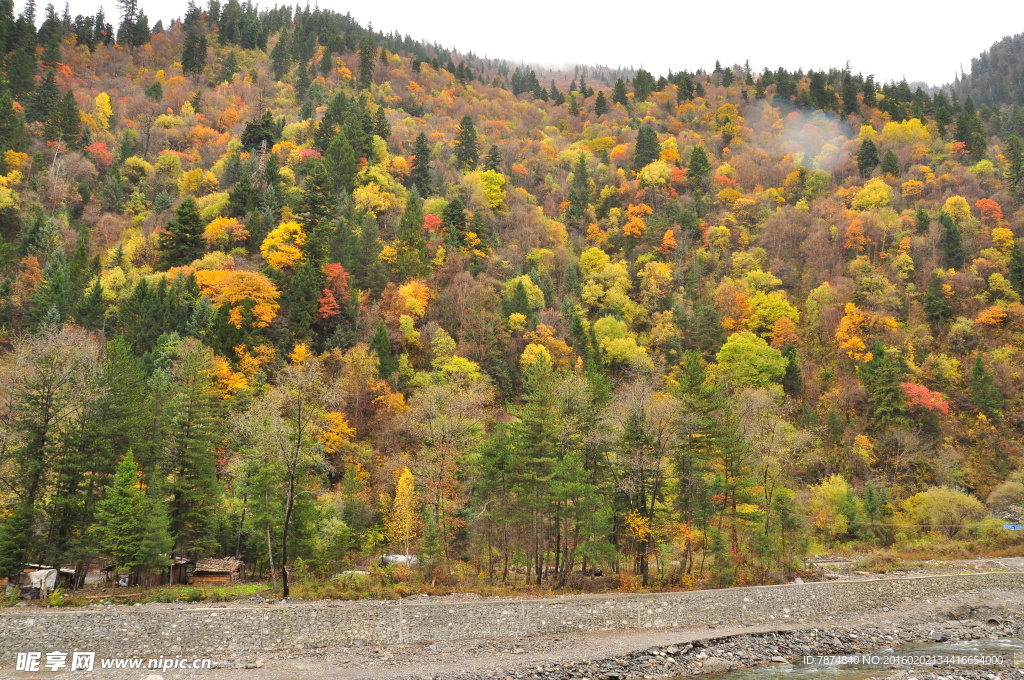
[192,558,243,585]
[168,556,193,585]
[108,557,193,587]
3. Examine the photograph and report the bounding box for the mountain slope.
[0,1,1023,591]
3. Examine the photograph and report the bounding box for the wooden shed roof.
[194,557,243,573]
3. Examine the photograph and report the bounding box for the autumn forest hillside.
[2,1,1024,597]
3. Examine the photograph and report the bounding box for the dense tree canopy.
[1,2,1023,592]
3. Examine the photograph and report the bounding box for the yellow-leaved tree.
[93,93,113,130]
[194,269,281,327]
[203,216,249,249]
[519,342,552,370]
[622,203,652,238]
[261,221,307,270]
[386,468,418,556]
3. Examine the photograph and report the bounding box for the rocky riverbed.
[429,601,1024,680]
[6,588,1024,680]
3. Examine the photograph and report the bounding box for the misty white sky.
[63,0,1019,86]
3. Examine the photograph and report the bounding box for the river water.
[682,638,1024,679]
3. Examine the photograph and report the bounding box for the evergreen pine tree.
[708,528,735,587]
[294,62,310,100]
[923,272,954,329]
[235,111,276,151]
[343,98,374,160]
[632,68,656,101]
[270,29,291,80]
[355,213,387,294]
[6,47,37,98]
[158,198,205,269]
[857,343,909,428]
[915,207,930,233]
[612,78,628,106]
[691,299,725,358]
[633,124,660,171]
[594,90,608,116]
[955,97,987,161]
[395,188,427,278]
[0,504,34,578]
[26,67,58,123]
[670,350,749,569]
[154,190,173,214]
[840,72,859,115]
[115,0,135,46]
[548,80,565,105]
[881,148,900,176]
[217,50,238,84]
[94,450,172,581]
[512,357,563,585]
[298,162,338,265]
[75,278,106,329]
[373,106,390,140]
[1005,135,1023,196]
[856,482,893,544]
[319,48,334,77]
[483,144,502,172]
[504,280,533,320]
[51,89,81,147]
[323,133,357,195]
[357,35,376,88]
[30,246,74,327]
[17,211,47,257]
[688,145,713,192]
[102,163,126,212]
[454,114,478,169]
[409,132,432,195]
[0,84,28,155]
[143,79,164,100]
[676,74,695,102]
[94,9,113,47]
[181,23,207,75]
[316,92,348,145]
[781,344,802,398]
[130,10,149,46]
[441,196,467,249]
[567,93,580,116]
[566,152,591,224]
[226,166,258,218]
[51,337,153,563]
[857,137,879,178]
[934,91,952,135]
[418,507,443,575]
[971,354,1002,419]
[285,261,323,343]
[239,110,278,151]
[156,340,224,558]
[370,320,397,378]
[938,212,965,270]
[1009,242,1024,296]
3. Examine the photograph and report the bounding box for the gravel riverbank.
[5,588,1024,680]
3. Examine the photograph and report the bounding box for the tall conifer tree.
[454,114,478,169]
